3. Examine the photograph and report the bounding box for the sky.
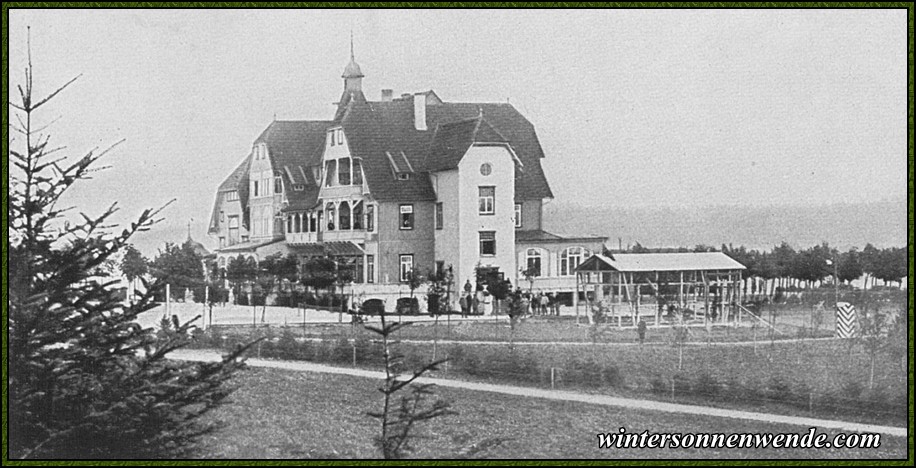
[7,9,909,254]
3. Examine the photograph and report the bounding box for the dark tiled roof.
[257,120,333,210]
[369,96,554,200]
[208,158,250,234]
[340,99,438,202]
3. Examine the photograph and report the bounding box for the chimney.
[381,89,393,101]
[413,93,427,131]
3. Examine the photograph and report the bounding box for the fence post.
[670,379,675,401]
[165,283,171,317]
[352,342,357,367]
[550,367,556,390]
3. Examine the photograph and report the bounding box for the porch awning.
[577,252,746,273]
[288,241,364,257]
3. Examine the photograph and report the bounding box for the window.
[352,202,363,230]
[479,186,495,215]
[274,174,283,194]
[287,215,293,234]
[293,184,304,191]
[219,237,225,248]
[339,158,351,185]
[525,248,542,277]
[339,201,351,230]
[366,205,375,232]
[399,204,414,230]
[367,254,375,283]
[480,163,492,176]
[479,231,496,256]
[560,247,590,276]
[352,159,363,185]
[514,203,522,228]
[253,180,260,197]
[435,202,443,230]
[326,203,336,231]
[225,191,239,201]
[228,215,239,245]
[329,130,336,147]
[325,159,337,187]
[399,254,414,282]
[337,129,344,145]
[397,173,410,181]
[220,210,225,223]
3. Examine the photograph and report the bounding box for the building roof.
[216,237,286,254]
[288,241,364,257]
[577,252,746,273]
[208,158,250,234]
[363,95,554,200]
[256,120,332,211]
[516,229,607,244]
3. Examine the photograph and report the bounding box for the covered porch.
[574,252,747,327]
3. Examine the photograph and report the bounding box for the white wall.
[456,145,517,289]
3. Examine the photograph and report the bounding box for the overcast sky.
[8,9,908,252]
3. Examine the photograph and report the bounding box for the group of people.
[455,278,564,317]
[523,290,562,316]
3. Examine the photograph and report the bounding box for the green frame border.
[2,2,913,466]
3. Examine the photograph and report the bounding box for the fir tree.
[8,33,250,459]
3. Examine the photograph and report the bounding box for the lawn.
[192,367,908,459]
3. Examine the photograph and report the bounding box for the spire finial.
[350,30,355,61]
[187,218,193,242]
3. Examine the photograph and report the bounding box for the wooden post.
[574,272,580,325]
[165,283,171,318]
[205,285,210,329]
[679,271,684,310]
[551,367,556,390]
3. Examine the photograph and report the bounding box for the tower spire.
[350,30,355,61]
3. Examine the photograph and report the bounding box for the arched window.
[560,247,590,276]
[525,248,543,277]
[339,201,351,230]
[352,201,363,230]
[352,159,363,185]
[287,215,293,234]
[325,203,336,231]
[294,213,301,233]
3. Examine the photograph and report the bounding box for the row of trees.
[618,241,906,297]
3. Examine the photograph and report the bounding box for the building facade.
[208,50,606,310]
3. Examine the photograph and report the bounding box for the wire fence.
[184,327,906,427]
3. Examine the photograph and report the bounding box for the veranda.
[574,252,747,327]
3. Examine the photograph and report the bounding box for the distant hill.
[543,200,908,252]
[127,201,906,259]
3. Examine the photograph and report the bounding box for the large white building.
[208,49,606,310]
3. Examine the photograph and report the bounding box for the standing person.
[637,319,647,344]
[459,294,469,318]
[540,292,550,317]
[552,292,561,316]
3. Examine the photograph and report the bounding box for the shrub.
[694,372,720,398]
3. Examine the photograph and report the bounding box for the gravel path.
[169,349,906,439]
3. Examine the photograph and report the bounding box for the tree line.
[609,241,906,297]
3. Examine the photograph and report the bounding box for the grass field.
[190,323,906,428]
[192,367,907,459]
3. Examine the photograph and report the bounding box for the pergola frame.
[574,253,745,327]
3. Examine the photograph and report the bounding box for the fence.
[187,328,905,427]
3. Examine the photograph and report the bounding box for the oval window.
[480,163,492,176]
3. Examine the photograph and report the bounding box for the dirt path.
[170,349,906,438]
